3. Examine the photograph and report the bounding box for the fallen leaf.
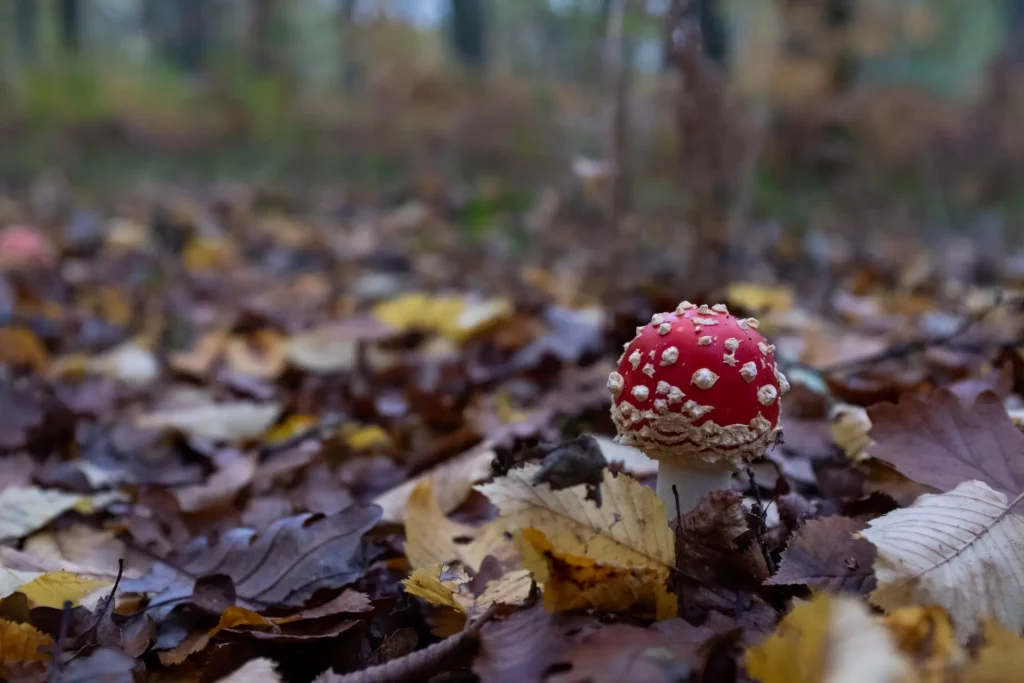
[341,423,392,451]
[10,570,109,608]
[404,479,514,571]
[212,657,283,683]
[725,281,794,313]
[744,593,912,683]
[0,487,113,541]
[173,452,256,512]
[121,506,381,619]
[225,330,287,380]
[375,441,495,523]
[517,528,676,620]
[209,606,276,638]
[169,329,229,379]
[274,589,373,623]
[868,389,1024,495]
[136,401,282,442]
[964,619,1024,682]
[881,606,965,677]
[830,403,875,462]
[284,316,394,374]
[0,619,54,665]
[477,465,674,572]
[859,480,1024,641]
[86,341,160,386]
[22,524,126,575]
[57,648,136,682]
[403,564,532,622]
[0,327,50,373]
[768,516,876,594]
[474,603,565,683]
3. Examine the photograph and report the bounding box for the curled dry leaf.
[768,516,876,595]
[830,403,875,462]
[375,441,496,523]
[404,479,515,572]
[225,330,288,380]
[169,329,229,379]
[173,452,256,512]
[517,528,676,620]
[121,505,381,619]
[859,480,1024,641]
[403,564,533,623]
[867,389,1024,496]
[477,464,674,572]
[136,401,282,442]
[744,593,911,683]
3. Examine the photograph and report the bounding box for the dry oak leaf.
[859,480,1024,641]
[375,441,495,523]
[0,487,122,541]
[135,401,282,442]
[517,528,676,620]
[212,657,283,683]
[0,619,54,665]
[768,516,876,595]
[404,479,515,572]
[867,389,1024,496]
[744,593,912,683]
[121,505,381,619]
[173,452,256,512]
[477,464,674,573]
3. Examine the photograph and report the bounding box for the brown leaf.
[0,619,54,666]
[868,389,1024,496]
[275,590,373,623]
[173,451,256,512]
[121,505,381,619]
[672,490,769,589]
[768,516,876,594]
[475,603,566,683]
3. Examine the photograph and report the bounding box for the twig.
[46,601,73,683]
[672,484,682,528]
[604,0,631,232]
[745,467,777,575]
[316,604,500,683]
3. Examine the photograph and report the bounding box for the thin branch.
[604,0,631,231]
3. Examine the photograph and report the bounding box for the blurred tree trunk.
[58,0,82,54]
[177,0,206,73]
[449,0,487,69]
[605,0,632,230]
[1010,0,1024,56]
[14,0,39,62]
[662,0,725,67]
[338,0,360,87]
[249,0,276,72]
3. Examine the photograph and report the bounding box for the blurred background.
[2,0,1024,296]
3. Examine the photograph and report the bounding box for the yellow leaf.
[517,528,675,620]
[0,619,54,665]
[402,565,466,611]
[342,423,392,451]
[210,606,276,638]
[724,282,794,314]
[183,236,237,274]
[859,481,1024,641]
[0,327,50,373]
[402,564,531,621]
[404,480,514,572]
[881,606,964,681]
[263,414,317,446]
[0,488,95,541]
[964,619,1024,682]
[224,330,287,380]
[830,403,875,462]
[15,571,109,608]
[476,465,674,573]
[370,293,510,343]
[745,594,912,683]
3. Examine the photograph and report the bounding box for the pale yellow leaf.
[403,564,531,622]
[0,568,44,597]
[964,619,1024,682]
[212,657,282,683]
[476,464,674,572]
[23,524,127,575]
[517,528,675,620]
[0,619,54,665]
[136,401,282,441]
[404,480,514,572]
[402,565,464,611]
[830,403,875,462]
[0,487,93,541]
[745,593,912,683]
[375,442,495,523]
[15,571,109,608]
[860,480,1024,641]
[724,281,794,314]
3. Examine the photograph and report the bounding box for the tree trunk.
[249,0,276,72]
[58,0,82,53]
[14,0,39,62]
[338,0,360,88]
[604,0,632,230]
[177,0,206,73]
[449,0,487,69]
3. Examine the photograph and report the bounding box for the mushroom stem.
[655,459,733,520]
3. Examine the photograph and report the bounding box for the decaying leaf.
[830,403,875,462]
[881,606,965,676]
[22,524,126,575]
[4,570,109,608]
[477,465,674,572]
[517,528,676,620]
[404,479,515,571]
[868,390,1024,495]
[403,564,533,623]
[768,516,876,594]
[136,401,282,441]
[964,619,1024,682]
[122,505,381,619]
[0,619,55,665]
[860,480,1024,641]
[744,593,912,683]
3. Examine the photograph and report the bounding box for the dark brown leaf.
[868,389,1024,495]
[767,516,877,594]
[121,505,381,619]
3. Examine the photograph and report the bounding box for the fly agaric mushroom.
[607,302,788,517]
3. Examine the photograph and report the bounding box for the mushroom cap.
[607,302,787,468]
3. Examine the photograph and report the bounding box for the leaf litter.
[4,182,1024,683]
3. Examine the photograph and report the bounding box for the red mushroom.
[0,225,55,270]
[607,302,788,517]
